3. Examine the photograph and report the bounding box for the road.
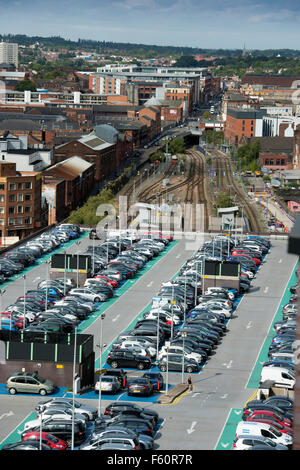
[0,234,297,450]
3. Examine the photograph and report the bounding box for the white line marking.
[187,421,197,434]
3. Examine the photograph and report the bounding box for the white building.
[0,132,52,171]
[0,42,18,68]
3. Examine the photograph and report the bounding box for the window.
[0,195,5,203]
[269,160,274,165]
[17,218,23,225]
[17,206,23,214]
[0,183,4,191]
[281,159,285,166]
[0,219,4,226]
[25,182,32,189]
[25,194,31,201]
[0,207,4,214]
[17,194,23,202]
[17,182,23,190]
[24,206,31,213]
[9,194,15,202]
[9,183,16,191]
[8,218,15,226]
[24,217,32,224]
[8,206,14,214]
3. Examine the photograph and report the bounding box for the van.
[260,366,295,389]
[235,421,292,448]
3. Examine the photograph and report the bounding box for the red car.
[93,275,118,288]
[22,431,68,450]
[231,252,261,266]
[244,410,292,428]
[0,312,25,329]
[232,248,262,259]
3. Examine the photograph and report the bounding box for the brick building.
[42,156,95,214]
[42,176,66,225]
[0,162,42,240]
[225,108,266,145]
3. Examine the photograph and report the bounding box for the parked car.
[106,350,152,370]
[6,372,55,396]
[95,376,122,394]
[22,431,68,450]
[127,377,154,397]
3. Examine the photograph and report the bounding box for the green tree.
[14,80,36,92]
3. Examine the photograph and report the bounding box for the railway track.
[210,150,264,233]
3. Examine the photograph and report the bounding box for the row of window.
[264,159,286,166]
[0,182,32,191]
[0,217,32,226]
[0,206,31,214]
[0,194,32,202]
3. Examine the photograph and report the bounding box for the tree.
[14,80,36,92]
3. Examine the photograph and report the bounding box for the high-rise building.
[0,42,18,68]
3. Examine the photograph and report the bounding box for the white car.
[69,288,104,303]
[145,310,181,325]
[120,340,156,358]
[95,376,121,393]
[205,287,235,301]
[158,345,203,364]
[233,435,289,450]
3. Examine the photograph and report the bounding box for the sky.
[1,0,300,50]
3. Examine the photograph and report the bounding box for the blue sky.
[1,0,300,49]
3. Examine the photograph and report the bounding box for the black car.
[106,350,152,370]
[158,354,199,373]
[102,368,128,389]
[142,372,164,391]
[127,378,154,397]
[103,402,158,425]
[22,419,86,446]
[1,441,51,450]
[94,416,154,437]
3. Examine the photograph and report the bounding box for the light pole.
[171,284,174,339]
[181,331,187,384]
[98,313,105,418]
[39,405,45,450]
[165,341,170,395]
[22,275,26,331]
[45,261,49,312]
[0,288,5,330]
[75,241,81,288]
[63,250,67,296]
[71,325,77,451]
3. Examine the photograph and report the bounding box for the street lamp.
[98,313,106,418]
[75,241,81,288]
[181,331,187,384]
[63,250,67,296]
[165,341,170,395]
[0,288,6,330]
[22,275,26,331]
[71,326,78,451]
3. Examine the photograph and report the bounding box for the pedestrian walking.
[186,375,193,391]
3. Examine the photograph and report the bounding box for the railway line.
[209,149,265,234]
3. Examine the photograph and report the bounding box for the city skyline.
[0,0,300,50]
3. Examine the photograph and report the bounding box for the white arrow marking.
[176,254,181,259]
[264,286,269,293]
[220,394,228,399]
[222,360,233,369]
[278,259,282,264]
[221,442,230,448]
[187,421,197,434]
[0,411,14,420]
[246,321,252,329]
[234,410,242,415]
[33,277,40,283]
[192,392,201,398]
[112,314,120,322]
[147,281,154,288]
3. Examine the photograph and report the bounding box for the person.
[186,375,193,391]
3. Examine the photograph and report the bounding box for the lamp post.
[75,241,81,288]
[181,331,187,384]
[165,341,170,395]
[98,313,106,418]
[39,404,45,450]
[45,261,49,312]
[156,309,160,363]
[22,274,26,331]
[0,288,6,330]
[71,325,77,451]
[63,250,67,296]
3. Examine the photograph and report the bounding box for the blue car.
[0,318,19,331]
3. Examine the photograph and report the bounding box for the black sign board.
[51,253,91,270]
